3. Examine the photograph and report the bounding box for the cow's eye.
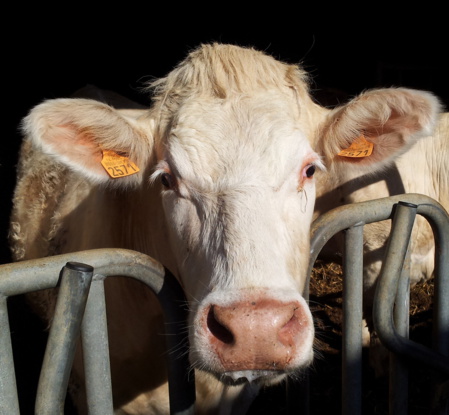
[304,164,316,178]
[161,172,173,188]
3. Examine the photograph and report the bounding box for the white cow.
[9,43,446,414]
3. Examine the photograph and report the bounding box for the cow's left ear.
[316,88,441,170]
[22,98,157,187]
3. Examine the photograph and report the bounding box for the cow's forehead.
[164,91,316,191]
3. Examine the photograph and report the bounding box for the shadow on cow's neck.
[315,163,406,217]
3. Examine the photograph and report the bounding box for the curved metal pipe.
[373,202,449,376]
[0,249,195,415]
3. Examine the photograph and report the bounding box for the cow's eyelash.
[149,169,164,185]
[150,170,177,190]
[309,158,326,172]
[150,160,172,184]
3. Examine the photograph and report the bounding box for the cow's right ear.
[21,98,156,187]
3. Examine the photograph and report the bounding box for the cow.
[9,43,446,414]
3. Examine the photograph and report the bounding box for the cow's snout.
[201,297,314,375]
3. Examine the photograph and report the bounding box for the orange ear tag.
[338,135,374,158]
[101,150,140,178]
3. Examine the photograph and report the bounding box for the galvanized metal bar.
[387,202,417,415]
[373,203,449,376]
[309,193,447,274]
[342,224,364,415]
[35,261,94,415]
[389,241,411,415]
[308,193,449,415]
[81,277,114,415]
[309,194,449,373]
[424,203,449,357]
[0,248,195,415]
[417,202,449,415]
[0,296,20,415]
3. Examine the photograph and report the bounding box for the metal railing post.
[35,262,93,415]
[309,194,449,415]
[82,276,114,414]
[342,224,364,415]
[0,296,20,415]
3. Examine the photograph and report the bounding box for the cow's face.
[152,91,321,384]
[22,45,439,389]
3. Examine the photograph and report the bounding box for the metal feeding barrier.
[0,193,448,414]
[303,193,449,415]
[0,250,195,415]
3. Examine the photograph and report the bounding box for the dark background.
[2,12,448,413]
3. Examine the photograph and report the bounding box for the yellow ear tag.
[338,135,374,158]
[101,150,140,178]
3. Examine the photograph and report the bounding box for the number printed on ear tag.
[338,135,374,158]
[101,150,140,178]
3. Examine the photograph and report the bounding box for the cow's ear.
[317,88,441,171]
[21,98,156,186]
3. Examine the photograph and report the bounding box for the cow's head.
[22,44,440,386]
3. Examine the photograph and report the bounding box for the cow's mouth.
[220,370,285,386]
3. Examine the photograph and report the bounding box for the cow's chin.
[216,369,287,386]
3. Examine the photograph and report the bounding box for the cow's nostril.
[278,313,299,347]
[207,306,234,344]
